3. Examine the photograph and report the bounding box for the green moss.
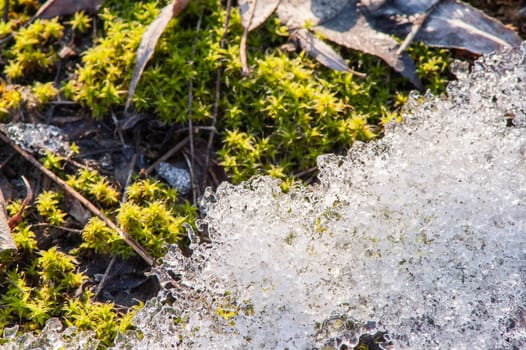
[75,178,191,258]
[60,0,454,184]
[67,168,120,206]
[68,11,92,33]
[63,8,150,117]
[0,82,22,119]
[4,18,63,81]
[1,164,195,348]
[0,0,453,181]
[65,170,196,258]
[35,190,67,226]
[0,0,459,347]
[31,81,58,104]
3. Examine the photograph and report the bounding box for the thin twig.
[93,153,136,301]
[49,100,81,106]
[397,0,443,55]
[203,0,232,190]
[181,150,196,197]
[0,152,14,171]
[93,255,117,300]
[172,125,218,134]
[187,9,204,205]
[294,166,318,179]
[80,146,122,158]
[207,165,220,188]
[121,153,137,203]
[144,136,190,175]
[52,225,82,234]
[3,0,8,23]
[7,176,32,229]
[240,0,257,76]
[0,131,156,266]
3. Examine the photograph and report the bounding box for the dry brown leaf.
[35,0,103,19]
[290,28,365,77]
[276,0,349,27]
[125,0,191,113]
[362,0,522,54]
[0,187,16,253]
[313,2,422,89]
[243,0,519,88]
[239,0,280,31]
[275,0,422,88]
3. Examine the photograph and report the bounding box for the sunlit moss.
[0,0,460,347]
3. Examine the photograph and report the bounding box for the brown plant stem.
[0,131,156,266]
[397,0,443,55]
[7,176,32,229]
[203,0,232,190]
[144,136,190,175]
[187,9,204,204]
[240,0,257,76]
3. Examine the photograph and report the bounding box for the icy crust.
[113,44,526,349]
[3,45,526,349]
[1,319,99,350]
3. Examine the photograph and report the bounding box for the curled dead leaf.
[363,0,522,54]
[239,0,520,88]
[239,0,280,31]
[35,0,103,19]
[314,2,422,89]
[125,0,191,113]
[290,28,366,77]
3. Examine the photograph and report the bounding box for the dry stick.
[203,0,232,190]
[0,152,15,171]
[207,164,220,188]
[144,136,190,175]
[7,176,32,229]
[187,10,204,205]
[121,153,137,204]
[93,153,137,300]
[3,0,8,23]
[181,151,195,194]
[397,0,443,55]
[0,131,156,266]
[93,255,116,300]
[240,0,257,76]
[294,166,318,179]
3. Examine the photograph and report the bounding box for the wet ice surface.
[3,45,526,349]
[156,162,191,195]
[0,123,71,155]
[114,44,526,349]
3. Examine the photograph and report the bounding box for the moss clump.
[63,166,196,259]
[35,190,67,226]
[63,1,452,184]
[1,152,196,348]
[0,0,454,182]
[4,18,63,81]
[0,0,458,347]
[76,177,193,258]
[63,7,151,117]
[0,237,138,347]
[219,52,377,184]
[0,82,22,118]
[31,81,59,104]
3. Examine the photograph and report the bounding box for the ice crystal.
[3,44,526,350]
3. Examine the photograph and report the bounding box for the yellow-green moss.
[1,154,196,348]
[0,0,453,182]
[0,0,457,347]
